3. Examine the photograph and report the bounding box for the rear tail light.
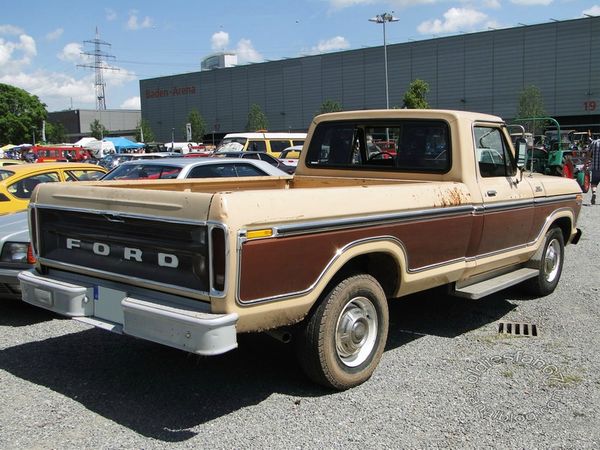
[29,208,38,255]
[27,243,36,264]
[211,227,226,292]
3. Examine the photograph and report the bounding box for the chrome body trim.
[33,203,208,226]
[271,205,474,237]
[208,223,228,298]
[32,204,225,300]
[37,258,212,300]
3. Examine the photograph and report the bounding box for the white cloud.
[510,0,552,5]
[120,96,141,109]
[236,38,262,63]
[18,34,36,56]
[103,65,137,86]
[0,25,24,36]
[126,11,153,30]
[58,42,86,63]
[0,70,97,110]
[106,8,117,21]
[211,31,229,52]
[0,26,137,111]
[46,28,64,41]
[312,36,350,53]
[417,8,488,34]
[0,33,37,72]
[583,5,600,16]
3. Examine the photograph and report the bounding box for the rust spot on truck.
[437,187,468,207]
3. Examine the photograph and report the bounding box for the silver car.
[102,157,290,180]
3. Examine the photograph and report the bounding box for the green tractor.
[510,118,592,193]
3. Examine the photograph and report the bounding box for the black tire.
[523,227,564,296]
[296,274,389,390]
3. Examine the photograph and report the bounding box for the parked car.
[213,150,296,174]
[0,159,23,167]
[0,163,107,214]
[216,132,306,157]
[101,157,290,181]
[0,211,30,299]
[278,145,302,170]
[98,152,181,170]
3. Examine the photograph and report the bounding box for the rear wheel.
[296,274,389,390]
[523,227,564,296]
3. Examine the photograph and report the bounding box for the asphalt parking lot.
[1,192,598,449]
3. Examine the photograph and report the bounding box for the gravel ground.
[0,192,598,449]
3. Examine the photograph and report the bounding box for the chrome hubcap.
[543,239,561,283]
[335,296,377,367]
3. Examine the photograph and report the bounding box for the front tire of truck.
[296,274,389,390]
[523,227,564,296]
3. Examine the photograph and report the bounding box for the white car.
[101,157,290,180]
[278,145,302,170]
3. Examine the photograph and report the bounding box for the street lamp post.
[369,12,398,109]
[171,128,175,152]
[31,127,36,146]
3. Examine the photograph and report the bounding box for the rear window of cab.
[306,119,451,173]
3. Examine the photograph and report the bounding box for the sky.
[1,0,598,112]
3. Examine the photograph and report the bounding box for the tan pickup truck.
[19,110,582,390]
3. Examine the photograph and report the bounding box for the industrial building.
[140,16,599,142]
[47,109,141,142]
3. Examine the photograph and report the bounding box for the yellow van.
[216,132,306,157]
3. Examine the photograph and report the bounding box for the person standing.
[590,137,600,205]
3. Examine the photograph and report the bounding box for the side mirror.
[515,138,527,169]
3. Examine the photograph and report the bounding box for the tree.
[0,83,47,144]
[516,85,547,135]
[246,104,269,131]
[45,121,67,143]
[187,109,206,142]
[318,99,343,114]
[402,79,430,109]
[135,119,155,143]
[90,119,108,140]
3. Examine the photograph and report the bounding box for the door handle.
[486,190,497,197]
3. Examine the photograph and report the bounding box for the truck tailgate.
[30,183,216,299]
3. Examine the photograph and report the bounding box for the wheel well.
[326,252,399,298]
[550,217,572,243]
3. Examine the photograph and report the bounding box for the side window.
[292,140,305,146]
[65,172,78,182]
[269,140,290,153]
[258,153,279,166]
[243,153,260,160]
[474,126,515,177]
[246,140,267,152]
[187,164,237,178]
[306,120,450,172]
[8,172,60,199]
[234,163,267,176]
[65,170,106,181]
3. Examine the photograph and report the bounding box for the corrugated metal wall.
[141,17,600,142]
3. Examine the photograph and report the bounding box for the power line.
[77,27,119,110]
